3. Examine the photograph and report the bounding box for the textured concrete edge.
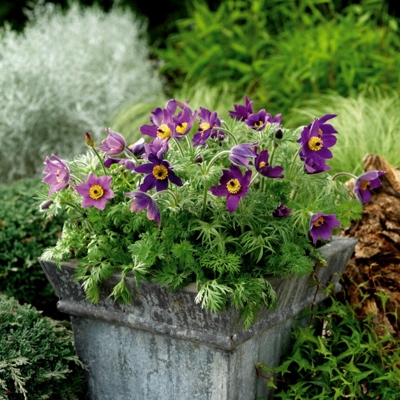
[38,236,357,350]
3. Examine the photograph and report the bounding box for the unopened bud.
[194,154,203,164]
[85,132,95,148]
[275,128,283,139]
[39,200,53,212]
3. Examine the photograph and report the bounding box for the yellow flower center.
[313,216,324,227]
[199,122,211,133]
[360,180,370,190]
[308,136,323,151]
[89,185,104,200]
[253,120,263,128]
[176,122,187,134]
[56,169,62,183]
[226,179,241,194]
[157,124,172,140]
[259,161,266,169]
[152,165,169,180]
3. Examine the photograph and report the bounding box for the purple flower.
[228,96,254,121]
[192,107,222,147]
[173,107,198,136]
[245,110,281,131]
[303,157,331,174]
[255,150,284,178]
[272,203,291,217]
[97,128,126,155]
[74,172,115,210]
[42,154,70,196]
[140,107,175,141]
[127,138,145,156]
[298,119,337,164]
[142,137,169,160]
[104,157,136,172]
[124,191,161,227]
[134,154,183,192]
[210,164,252,213]
[309,213,340,244]
[229,143,257,167]
[306,114,338,138]
[354,170,386,203]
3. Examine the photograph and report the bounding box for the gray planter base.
[40,236,357,400]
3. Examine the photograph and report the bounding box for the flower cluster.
[40,96,385,326]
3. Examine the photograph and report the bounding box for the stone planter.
[39,236,357,400]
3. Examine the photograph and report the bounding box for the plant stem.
[287,147,301,178]
[92,147,108,175]
[332,172,357,181]
[173,137,185,157]
[205,150,230,173]
[216,126,238,145]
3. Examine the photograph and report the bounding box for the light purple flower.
[306,114,338,138]
[42,154,70,196]
[210,164,252,213]
[309,213,340,244]
[354,170,386,203]
[140,108,175,141]
[127,138,145,156]
[74,172,115,210]
[142,137,169,160]
[192,107,222,147]
[297,119,337,164]
[303,157,331,174]
[173,107,198,137]
[255,150,284,178]
[97,128,126,155]
[245,110,281,131]
[228,96,254,121]
[124,190,161,227]
[134,154,183,192]
[272,203,291,217]
[229,143,257,167]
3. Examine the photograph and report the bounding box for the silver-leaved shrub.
[0,2,162,182]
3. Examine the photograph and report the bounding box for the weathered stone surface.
[40,236,356,400]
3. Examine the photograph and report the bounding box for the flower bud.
[194,154,203,164]
[85,132,95,148]
[39,200,53,212]
[275,128,283,139]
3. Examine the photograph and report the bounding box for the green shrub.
[0,294,85,399]
[286,90,400,175]
[256,295,400,399]
[0,178,65,311]
[0,2,163,182]
[157,0,400,114]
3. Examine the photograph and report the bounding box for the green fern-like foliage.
[257,295,400,399]
[0,294,85,399]
[40,99,364,329]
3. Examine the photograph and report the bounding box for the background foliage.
[0,178,65,314]
[0,294,85,399]
[0,1,162,182]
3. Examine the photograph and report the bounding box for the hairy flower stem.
[92,147,108,175]
[268,144,277,166]
[173,137,185,157]
[216,126,238,145]
[205,150,231,173]
[332,172,357,181]
[288,147,302,178]
[201,185,208,220]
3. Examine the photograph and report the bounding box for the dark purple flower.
[124,190,161,227]
[272,203,291,217]
[303,157,331,174]
[142,137,169,160]
[42,154,70,196]
[134,154,183,192]
[306,114,338,138]
[210,164,252,213]
[229,143,257,167]
[298,119,337,164]
[354,170,386,203]
[309,213,340,244]
[127,138,145,156]
[228,96,254,121]
[192,107,222,147]
[97,128,126,155]
[255,150,284,178]
[74,172,115,210]
[104,157,136,172]
[245,110,281,131]
[173,107,198,137]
